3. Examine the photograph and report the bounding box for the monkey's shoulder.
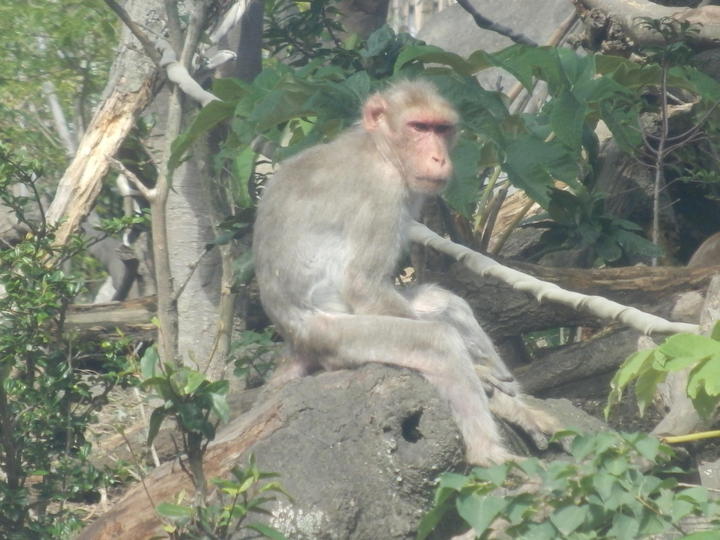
[274,128,377,185]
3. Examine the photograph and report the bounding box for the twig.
[456,0,538,47]
[409,220,699,335]
[490,198,535,256]
[171,246,213,304]
[663,430,720,444]
[107,157,155,201]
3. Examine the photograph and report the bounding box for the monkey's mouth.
[418,176,449,187]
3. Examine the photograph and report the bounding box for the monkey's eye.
[434,124,454,135]
[409,121,432,132]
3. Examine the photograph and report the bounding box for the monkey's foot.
[465,444,522,466]
[489,392,560,451]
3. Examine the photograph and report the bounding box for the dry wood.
[78,394,283,539]
[66,296,156,341]
[46,80,155,247]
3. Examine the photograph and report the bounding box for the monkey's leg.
[405,284,517,394]
[406,284,559,446]
[305,312,516,465]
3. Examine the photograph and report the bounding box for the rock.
[78,364,607,539]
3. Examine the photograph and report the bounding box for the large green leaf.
[550,90,587,150]
[456,493,506,536]
[504,135,579,207]
[658,334,720,360]
[445,137,481,217]
[394,44,474,75]
[169,100,235,171]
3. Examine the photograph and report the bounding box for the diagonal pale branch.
[46,79,156,247]
[408,221,699,335]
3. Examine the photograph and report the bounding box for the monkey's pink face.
[399,116,456,196]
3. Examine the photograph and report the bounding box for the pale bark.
[45,1,161,248]
[409,221,699,335]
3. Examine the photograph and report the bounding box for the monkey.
[253,79,556,465]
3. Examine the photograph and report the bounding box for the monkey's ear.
[362,94,388,131]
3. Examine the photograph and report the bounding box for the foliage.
[141,346,230,447]
[156,455,289,540]
[607,321,720,419]
[140,344,230,504]
[175,17,720,264]
[232,328,281,385]
[0,144,138,538]
[418,431,720,540]
[0,0,117,177]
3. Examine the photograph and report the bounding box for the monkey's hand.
[474,364,518,397]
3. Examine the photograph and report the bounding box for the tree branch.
[409,221,699,335]
[456,0,538,46]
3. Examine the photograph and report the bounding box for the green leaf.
[550,90,587,150]
[365,25,394,56]
[659,334,720,360]
[183,370,206,394]
[416,499,453,540]
[232,146,256,209]
[456,493,506,536]
[246,522,290,540]
[471,463,509,486]
[169,100,235,171]
[671,498,696,522]
[210,392,230,423]
[504,135,579,207]
[609,512,640,539]
[435,472,470,495]
[633,435,660,461]
[444,137,481,217]
[213,77,250,101]
[147,407,167,446]
[689,356,720,396]
[680,533,720,540]
[140,346,160,379]
[635,367,667,416]
[394,45,473,75]
[615,349,655,388]
[550,505,588,536]
[155,502,193,521]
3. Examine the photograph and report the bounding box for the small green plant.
[232,328,280,385]
[607,321,720,419]
[156,454,289,540]
[140,346,230,499]
[418,431,720,539]
[0,144,138,537]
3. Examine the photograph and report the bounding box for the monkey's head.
[362,80,459,196]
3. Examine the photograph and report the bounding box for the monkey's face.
[398,113,456,196]
[361,85,458,196]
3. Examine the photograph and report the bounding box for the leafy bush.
[607,322,720,419]
[176,19,720,264]
[157,455,289,540]
[0,144,138,537]
[418,431,720,540]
